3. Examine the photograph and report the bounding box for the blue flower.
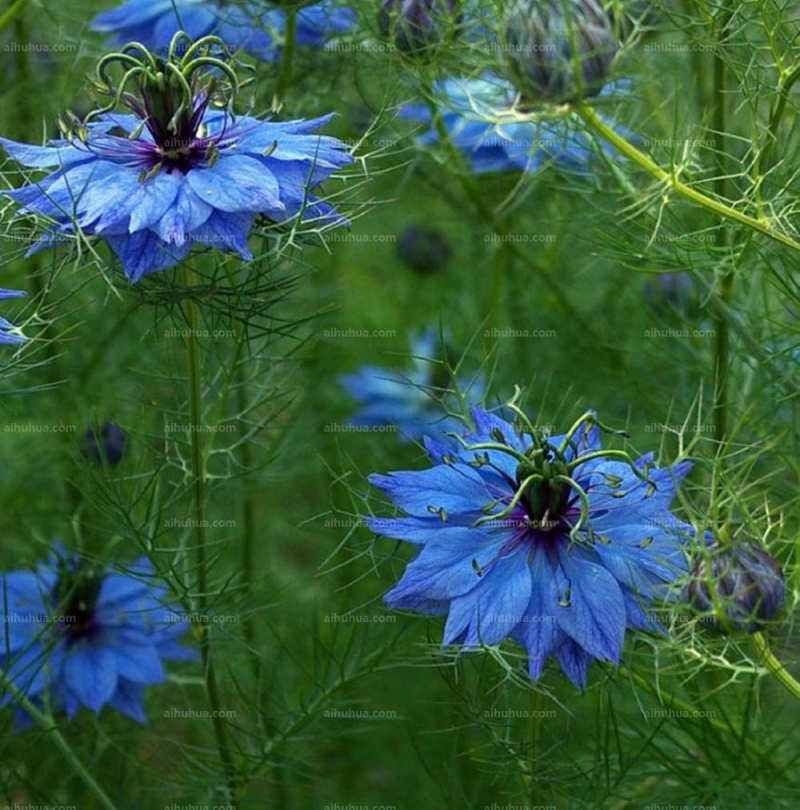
[366,407,694,687]
[0,545,196,725]
[91,0,356,60]
[401,73,628,174]
[0,43,354,282]
[340,329,482,442]
[0,289,27,346]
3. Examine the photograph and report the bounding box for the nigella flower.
[91,0,356,60]
[81,422,127,466]
[685,541,785,633]
[0,289,27,346]
[340,329,482,442]
[400,73,629,174]
[502,0,618,104]
[366,405,694,687]
[0,544,196,725]
[378,0,462,53]
[0,37,353,282]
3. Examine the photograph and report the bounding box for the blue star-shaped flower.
[0,97,353,282]
[0,289,27,346]
[401,73,628,174]
[340,329,483,442]
[0,545,196,725]
[91,0,356,60]
[366,407,695,687]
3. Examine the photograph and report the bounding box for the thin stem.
[750,632,800,701]
[574,104,800,254]
[0,673,117,810]
[181,265,238,805]
[273,8,297,111]
[711,2,734,445]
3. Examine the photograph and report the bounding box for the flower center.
[515,451,572,532]
[53,565,103,641]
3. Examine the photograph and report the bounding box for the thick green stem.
[181,266,238,804]
[574,105,800,254]
[0,673,118,810]
[750,632,800,701]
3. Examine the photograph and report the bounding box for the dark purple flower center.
[53,567,103,641]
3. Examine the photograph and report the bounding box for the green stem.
[0,673,117,810]
[710,2,734,445]
[750,632,800,701]
[0,0,28,33]
[181,266,238,805]
[574,104,800,255]
[273,8,297,111]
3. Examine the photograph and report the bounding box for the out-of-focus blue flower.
[400,73,629,174]
[0,40,353,282]
[0,544,196,726]
[378,0,462,53]
[685,541,785,633]
[81,422,127,466]
[366,407,695,687]
[91,0,356,60]
[340,329,481,442]
[0,289,27,346]
[397,224,452,274]
[643,272,701,318]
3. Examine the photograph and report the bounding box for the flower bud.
[502,0,618,104]
[644,272,701,319]
[397,225,452,274]
[81,422,127,466]
[379,0,461,53]
[685,542,785,633]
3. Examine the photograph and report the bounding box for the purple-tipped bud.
[379,0,461,53]
[685,542,785,634]
[81,422,127,466]
[502,0,618,103]
[397,225,452,274]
